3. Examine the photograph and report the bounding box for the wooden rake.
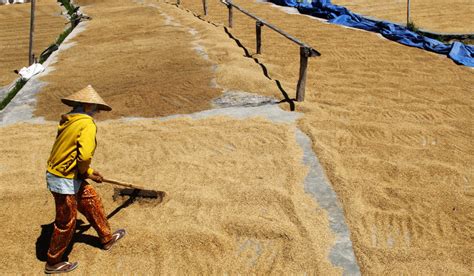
[103,178,166,201]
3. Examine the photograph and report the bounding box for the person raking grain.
[44,85,126,274]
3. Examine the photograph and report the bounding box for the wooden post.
[296,47,310,102]
[28,0,36,65]
[406,0,411,26]
[256,21,262,54]
[202,0,207,15]
[227,0,233,28]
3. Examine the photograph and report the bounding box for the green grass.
[0,79,27,111]
[406,21,418,32]
[39,26,72,63]
[56,26,73,45]
[407,21,474,44]
[57,0,81,27]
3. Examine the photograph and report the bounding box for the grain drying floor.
[0,0,67,87]
[180,0,474,274]
[0,0,342,274]
[32,0,282,120]
[332,0,474,34]
[0,0,473,274]
[0,117,340,274]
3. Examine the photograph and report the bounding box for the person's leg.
[47,192,77,265]
[76,181,113,244]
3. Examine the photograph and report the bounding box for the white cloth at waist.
[46,172,83,195]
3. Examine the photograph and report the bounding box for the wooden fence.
[177,0,321,102]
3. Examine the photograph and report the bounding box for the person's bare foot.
[44,261,78,274]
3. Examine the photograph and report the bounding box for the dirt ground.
[0,0,66,87]
[0,0,473,274]
[0,118,339,274]
[332,0,474,34]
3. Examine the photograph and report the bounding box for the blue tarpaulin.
[271,0,474,67]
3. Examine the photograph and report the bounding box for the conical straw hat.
[61,85,112,111]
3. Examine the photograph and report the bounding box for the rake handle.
[102,178,146,190]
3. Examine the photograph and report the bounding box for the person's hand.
[88,170,104,183]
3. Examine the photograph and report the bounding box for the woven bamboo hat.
[61,85,112,111]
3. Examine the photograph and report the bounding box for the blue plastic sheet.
[270,0,474,67]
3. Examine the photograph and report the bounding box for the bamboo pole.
[202,0,207,15]
[227,0,233,28]
[256,21,262,54]
[296,47,310,102]
[28,0,36,65]
[407,0,411,26]
[221,0,321,102]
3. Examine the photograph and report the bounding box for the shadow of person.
[35,223,54,262]
[35,219,102,262]
[35,195,137,262]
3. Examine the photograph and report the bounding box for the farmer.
[44,85,126,274]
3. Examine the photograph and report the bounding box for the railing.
[177,0,321,102]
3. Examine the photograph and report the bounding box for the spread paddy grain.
[0,0,472,274]
[0,118,338,274]
[332,0,474,34]
[180,0,474,274]
[0,0,66,87]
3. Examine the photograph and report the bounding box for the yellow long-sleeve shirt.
[47,113,96,179]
